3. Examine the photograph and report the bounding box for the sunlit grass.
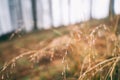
[0,18,120,80]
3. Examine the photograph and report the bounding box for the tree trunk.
[31,0,37,30]
[109,0,114,21]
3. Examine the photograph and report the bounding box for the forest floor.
[0,19,119,80]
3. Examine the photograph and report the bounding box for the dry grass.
[0,18,120,80]
[66,18,120,80]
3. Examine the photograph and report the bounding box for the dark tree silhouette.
[109,0,114,21]
[31,0,37,30]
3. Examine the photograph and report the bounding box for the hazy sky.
[114,0,120,14]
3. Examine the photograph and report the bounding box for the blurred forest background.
[0,0,119,36]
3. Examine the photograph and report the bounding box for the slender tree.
[49,0,53,27]
[90,0,92,19]
[31,0,37,30]
[109,0,120,35]
[109,0,114,21]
